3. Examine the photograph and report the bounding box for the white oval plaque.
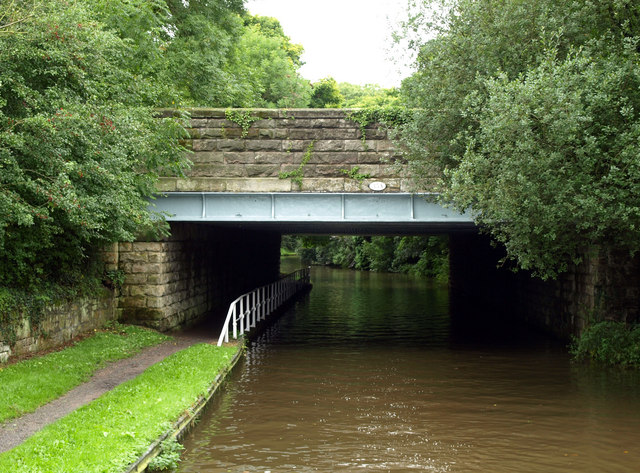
[369,181,386,191]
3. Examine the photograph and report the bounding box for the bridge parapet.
[157,108,417,193]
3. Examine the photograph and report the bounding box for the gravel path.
[0,330,216,453]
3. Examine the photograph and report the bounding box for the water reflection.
[179,263,640,473]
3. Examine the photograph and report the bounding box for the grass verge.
[0,323,169,422]
[0,343,240,473]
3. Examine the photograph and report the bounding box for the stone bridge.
[115,109,639,340]
[156,108,411,194]
[151,108,471,234]
[117,108,474,331]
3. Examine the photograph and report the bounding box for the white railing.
[217,267,311,346]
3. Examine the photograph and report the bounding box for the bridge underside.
[151,192,476,235]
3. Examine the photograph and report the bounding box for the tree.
[309,77,344,108]
[0,0,189,288]
[398,0,640,278]
[338,82,400,108]
[230,15,312,108]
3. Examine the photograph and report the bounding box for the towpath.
[0,330,215,453]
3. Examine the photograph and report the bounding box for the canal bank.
[177,264,640,473]
[0,333,242,473]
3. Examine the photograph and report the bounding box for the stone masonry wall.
[0,290,117,363]
[118,223,281,331]
[449,233,640,339]
[156,108,416,193]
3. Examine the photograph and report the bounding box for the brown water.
[179,261,640,473]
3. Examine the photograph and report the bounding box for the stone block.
[282,140,309,152]
[190,164,246,178]
[344,140,367,152]
[191,139,216,151]
[253,151,296,165]
[119,251,148,263]
[148,252,170,264]
[306,165,343,177]
[155,178,178,192]
[314,140,345,152]
[190,118,209,128]
[280,109,346,119]
[131,263,163,274]
[223,152,259,164]
[299,178,345,192]
[225,178,292,192]
[287,128,319,140]
[221,127,260,139]
[176,178,227,192]
[253,117,276,128]
[0,345,12,363]
[377,140,397,152]
[246,140,283,151]
[189,109,227,119]
[120,296,147,308]
[204,118,234,128]
[308,152,359,165]
[246,165,281,177]
[358,151,385,164]
[190,151,225,164]
[133,242,166,252]
[125,285,148,297]
[198,128,224,138]
[145,285,168,297]
[217,139,246,151]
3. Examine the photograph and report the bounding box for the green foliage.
[233,15,312,108]
[279,140,315,189]
[300,235,449,281]
[571,322,640,368]
[338,82,401,108]
[346,106,411,145]
[148,438,184,472]
[0,343,239,473]
[224,109,259,138]
[0,0,190,290]
[399,0,640,278]
[0,323,169,422]
[309,77,344,108]
[340,166,371,183]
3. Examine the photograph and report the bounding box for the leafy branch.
[279,140,315,189]
[346,106,411,146]
[340,166,371,183]
[225,109,260,138]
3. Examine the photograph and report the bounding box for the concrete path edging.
[124,344,244,473]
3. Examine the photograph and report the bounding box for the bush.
[571,321,640,368]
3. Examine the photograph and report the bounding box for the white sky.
[245,0,413,87]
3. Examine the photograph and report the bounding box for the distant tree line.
[283,235,449,282]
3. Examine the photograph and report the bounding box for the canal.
[179,259,640,472]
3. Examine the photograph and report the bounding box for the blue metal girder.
[150,192,473,225]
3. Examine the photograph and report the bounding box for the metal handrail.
[217,267,311,346]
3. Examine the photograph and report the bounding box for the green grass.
[0,343,240,473]
[0,323,169,422]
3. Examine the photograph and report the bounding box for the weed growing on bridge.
[340,166,372,185]
[346,107,411,147]
[279,140,315,189]
[225,109,260,138]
